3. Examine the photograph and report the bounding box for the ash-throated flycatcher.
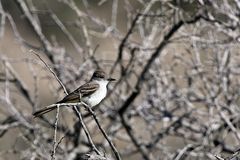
[33,69,115,117]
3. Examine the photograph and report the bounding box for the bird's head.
[91,69,116,82]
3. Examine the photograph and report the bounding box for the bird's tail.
[33,105,58,118]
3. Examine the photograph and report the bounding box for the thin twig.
[55,135,65,151]
[73,105,101,155]
[30,50,68,95]
[51,104,60,160]
[82,102,121,160]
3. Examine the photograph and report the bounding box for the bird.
[33,69,115,117]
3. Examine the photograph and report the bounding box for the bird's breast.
[83,84,107,107]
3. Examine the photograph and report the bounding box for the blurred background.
[0,0,240,159]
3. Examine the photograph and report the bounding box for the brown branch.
[118,14,203,115]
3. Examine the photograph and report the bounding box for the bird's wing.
[57,81,99,103]
[79,81,100,97]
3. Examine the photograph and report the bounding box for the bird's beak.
[107,78,116,81]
